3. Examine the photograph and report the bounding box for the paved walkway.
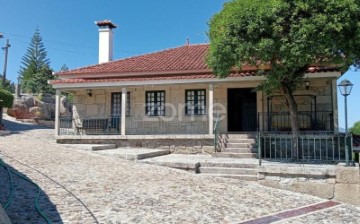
[1,115,360,223]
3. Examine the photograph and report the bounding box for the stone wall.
[258,163,360,206]
[57,138,215,154]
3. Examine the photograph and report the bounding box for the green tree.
[208,0,360,156]
[18,28,54,94]
[350,121,360,135]
[60,64,69,72]
[0,74,15,93]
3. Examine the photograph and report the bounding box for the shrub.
[0,88,14,108]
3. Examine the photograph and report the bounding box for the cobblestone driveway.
[1,117,360,223]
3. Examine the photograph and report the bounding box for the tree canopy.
[18,28,54,94]
[350,121,360,135]
[208,0,360,133]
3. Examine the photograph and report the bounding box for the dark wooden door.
[227,88,257,132]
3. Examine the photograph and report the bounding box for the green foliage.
[60,64,69,72]
[208,0,360,94]
[18,28,54,94]
[0,88,14,108]
[350,121,360,135]
[0,74,15,93]
[22,66,55,94]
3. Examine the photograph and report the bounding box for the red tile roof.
[51,72,258,84]
[58,44,210,76]
[53,44,340,85]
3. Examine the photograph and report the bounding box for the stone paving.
[1,115,360,223]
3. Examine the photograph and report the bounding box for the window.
[146,91,165,116]
[111,92,130,117]
[185,89,206,115]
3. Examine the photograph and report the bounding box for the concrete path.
[1,115,360,223]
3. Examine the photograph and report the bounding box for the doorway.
[227,88,257,132]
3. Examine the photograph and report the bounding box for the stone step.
[220,134,257,139]
[96,148,171,161]
[223,148,257,153]
[224,139,257,144]
[225,143,257,148]
[199,173,258,181]
[201,161,258,169]
[199,167,258,175]
[90,144,117,151]
[213,152,257,159]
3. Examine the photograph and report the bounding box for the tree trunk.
[281,83,300,159]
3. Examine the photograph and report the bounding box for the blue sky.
[0,0,359,128]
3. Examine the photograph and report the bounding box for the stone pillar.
[209,84,214,135]
[55,89,61,136]
[121,87,127,136]
[15,83,20,98]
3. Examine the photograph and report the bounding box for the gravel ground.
[1,116,360,223]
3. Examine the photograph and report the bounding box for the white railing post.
[209,84,214,135]
[121,87,127,136]
[55,89,61,136]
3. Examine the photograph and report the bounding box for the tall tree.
[18,28,54,94]
[208,0,360,157]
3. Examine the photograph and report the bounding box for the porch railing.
[213,113,221,152]
[258,131,353,164]
[126,117,208,135]
[258,111,333,131]
[59,116,121,135]
[59,116,209,135]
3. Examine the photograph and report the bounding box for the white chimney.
[95,20,117,64]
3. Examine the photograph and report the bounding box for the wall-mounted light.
[304,78,310,90]
[86,89,92,97]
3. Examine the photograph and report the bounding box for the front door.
[227,88,257,132]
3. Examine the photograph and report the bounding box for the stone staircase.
[198,162,258,181]
[198,134,259,181]
[214,133,258,158]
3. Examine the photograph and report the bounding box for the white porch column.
[209,84,214,135]
[121,87,127,136]
[54,89,61,136]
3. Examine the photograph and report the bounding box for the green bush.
[0,88,14,108]
[350,121,360,135]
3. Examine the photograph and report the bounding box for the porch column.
[121,87,127,136]
[54,89,61,136]
[209,84,214,135]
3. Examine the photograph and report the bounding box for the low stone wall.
[258,163,360,206]
[0,204,11,224]
[334,163,360,205]
[57,138,215,154]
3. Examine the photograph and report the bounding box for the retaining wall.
[258,163,360,206]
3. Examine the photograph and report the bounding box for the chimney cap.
[95,20,117,29]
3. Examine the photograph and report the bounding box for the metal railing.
[59,116,121,135]
[126,117,208,135]
[258,111,333,131]
[213,113,221,152]
[59,116,209,135]
[258,131,353,164]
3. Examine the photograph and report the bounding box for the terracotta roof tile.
[58,44,210,75]
[51,72,258,85]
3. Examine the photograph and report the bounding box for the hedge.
[0,88,14,108]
